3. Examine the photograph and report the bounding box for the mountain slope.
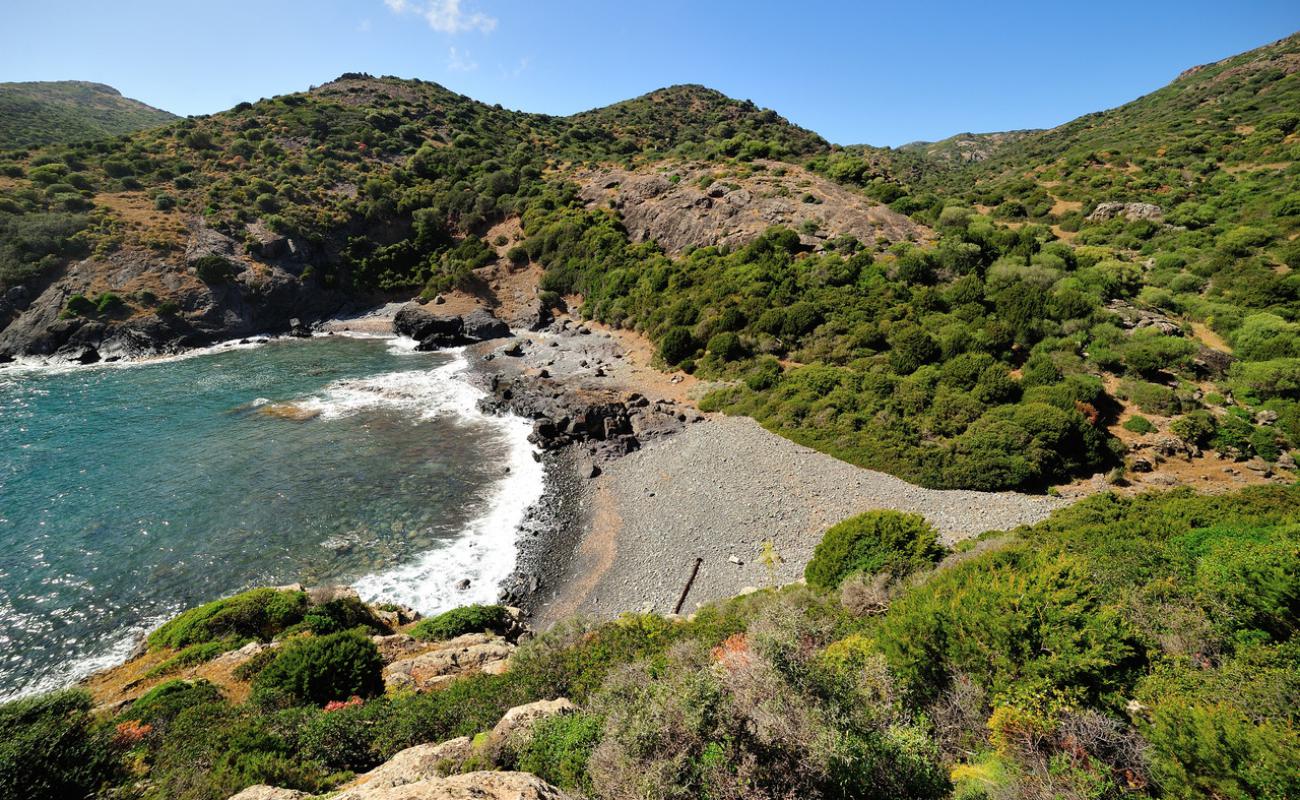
[0,81,177,148]
[1,34,1298,494]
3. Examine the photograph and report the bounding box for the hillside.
[1,31,1298,497]
[6,485,1299,799]
[0,81,177,149]
[2,29,1300,800]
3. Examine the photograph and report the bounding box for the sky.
[2,1,1298,147]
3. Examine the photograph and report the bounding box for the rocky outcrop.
[343,738,475,792]
[394,303,512,350]
[1087,202,1164,223]
[1104,299,1183,336]
[489,698,575,745]
[574,161,928,255]
[481,371,690,461]
[333,772,571,800]
[232,699,579,800]
[382,632,515,692]
[228,788,309,800]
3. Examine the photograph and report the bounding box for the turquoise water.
[0,336,541,699]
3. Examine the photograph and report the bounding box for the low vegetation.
[1,485,1296,799]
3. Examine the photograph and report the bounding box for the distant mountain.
[0,81,177,148]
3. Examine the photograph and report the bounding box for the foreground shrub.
[252,631,383,707]
[0,690,121,800]
[148,588,309,650]
[515,712,603,793]
[409,604,509,642]
[805,511,945,589]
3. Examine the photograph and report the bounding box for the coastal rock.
[340,737,474,792]
[382,633,515,692]
[227,787,310,800]
[480,373,684,461]
[393,303,511,350]
[490,698,576,745]
[336,772,572,800]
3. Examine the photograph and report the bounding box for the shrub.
[1170,410,1217,446]
[506,245,529,266]
[252,631,384,707]
[706,331,744,361]
[128,679,223,734]
[409,604,509,642]
[147,588,309,650]
[0,690,121,800]
[1122,415,1157,434]
[805,511,945,590]
[193,254,239,284]
[658,327,696,366]
[1144,700,1300,800]
[515,712,603,792]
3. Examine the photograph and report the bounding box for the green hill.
[0,81,177,149]
[1,33,1298,494]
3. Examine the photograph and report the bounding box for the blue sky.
[3,1,1297,146]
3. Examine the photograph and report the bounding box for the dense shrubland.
[3,42,1299,489]
[2,484,1297,799]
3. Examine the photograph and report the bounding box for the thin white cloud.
[499,57,529,79]
[384,0,497,34]
[447,46,478,72]
[358,18,372,32]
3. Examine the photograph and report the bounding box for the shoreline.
[3,299,1079,698]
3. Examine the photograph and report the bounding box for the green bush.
[0,690,121,800]
[1144,700,1300,800]
[193,254,239,284]
[128,679,223,732]
[805,511,945,589]
[409,604,509,642]
[147,588,309,651]
[658,327,696,365]
[515,712,602,792]
[1170,410,1217,445]
[251,631,384,707]
[1122,415,1157,434]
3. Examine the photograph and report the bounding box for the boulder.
[341,738,474,792]
[490,698,576,745]
[393,303,511,350]
[227,787,309,800]
[462,308,511,341]
[337,772,571,800]
[383,633,515,692]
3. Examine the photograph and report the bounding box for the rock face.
[342,738,475,793]
[227,787,310,800]
[489,698,576,745]
[1104,299,1183,336]
[574,161,928,255]
[393,303,512,350]
[382,632,515,692]
[0,226,348,362]
[333,772,572,800]
[1087,202,1164,222]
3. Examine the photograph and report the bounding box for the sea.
[0,334,543,700]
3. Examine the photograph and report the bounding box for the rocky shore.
[400,301,1075,628]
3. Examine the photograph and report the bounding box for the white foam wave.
[0,610,173,703]
[348,358,546,615]
[292,348,477,422]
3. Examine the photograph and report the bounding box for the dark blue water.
[0,336,541,699]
